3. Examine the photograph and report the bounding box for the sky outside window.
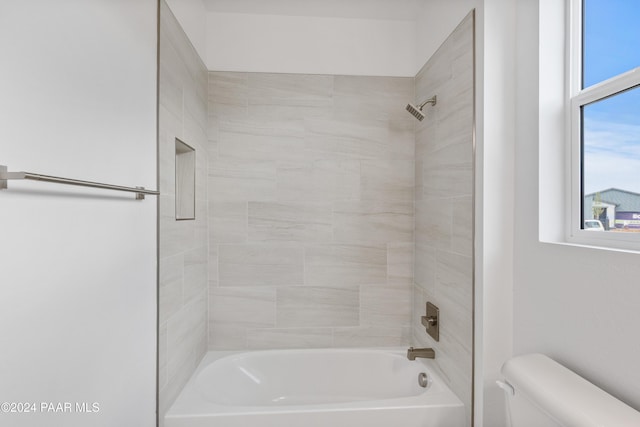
[583,0,640,88]
[582,0,640,196]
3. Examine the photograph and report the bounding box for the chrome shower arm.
[418,95,437,109]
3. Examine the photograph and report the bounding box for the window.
[569,0,640,248]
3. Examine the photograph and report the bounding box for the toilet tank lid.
[501,354,640,427]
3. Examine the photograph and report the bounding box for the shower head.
[406,103,426,121]
[405,95,437,121]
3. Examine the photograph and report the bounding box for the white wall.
[165,0,208,62]
[514,0,640,413]
[415,0,478,72]
[202,0,423,21]
[475,0,517,425]
[166,0,485,78]
[0,1,157,426]
[205,12,417,76]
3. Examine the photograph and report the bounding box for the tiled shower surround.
[158,2,208,423]
[413,12,474,424]
[207,72,416,349]
[158,3,474,424]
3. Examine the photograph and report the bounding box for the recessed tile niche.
[175,138,195,220]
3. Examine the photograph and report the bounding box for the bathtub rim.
[165,346,464,420]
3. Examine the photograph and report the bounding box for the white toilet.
[499,353,640,427]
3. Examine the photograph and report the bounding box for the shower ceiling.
[202,0,423,21]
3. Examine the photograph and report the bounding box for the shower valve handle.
[421,315,437,330]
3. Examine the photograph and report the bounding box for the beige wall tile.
[333,326,410,347]
[208,71,248,118]
[159,195,195,259]
[333,75,413,122]
[158,106,181,195]
[415,198,452,250]
[360,284,412,327]
[249,73,333,103]
[158,2,209,418]
[333,200,413,243]
[388,118,416,161]
[210,287,276,328]
[247,328,333,350]
[184,83,207,134]
[166,292,207,389]
[452,196,473,257]
[208,71,417,351]
[218,117,306,162]
[413,12,474,426]
[208,244,218,286]
[248,73,333,119]
[158,322,167,390]
[414,242,437,295]
[277,159,360,202]
[209,158,276,202]
[305,117,389,160]
[435,250,473,348]
[209,201,247,244]
[361,159,414,202]
[159,253,183,324]
[387,242,414,285]
[423,142,473,198]
[208,325,247,350]
[276,287,359,327]
[415,117,437,164]
[248,202,333,242]
[183,246,208,304]
[304,243,387,286]
[218,244,304,287]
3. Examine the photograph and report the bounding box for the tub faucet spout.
[407,347,435,360]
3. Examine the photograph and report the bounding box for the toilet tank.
[500,353,640,427]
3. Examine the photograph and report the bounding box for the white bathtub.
[165,348,464,427]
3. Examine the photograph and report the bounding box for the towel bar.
[0,164,159,200]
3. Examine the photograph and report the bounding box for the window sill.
[541,233,640,254]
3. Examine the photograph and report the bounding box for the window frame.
[567,0,640,250]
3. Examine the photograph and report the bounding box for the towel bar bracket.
[0,165,6,190]
[136,187,146,200]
